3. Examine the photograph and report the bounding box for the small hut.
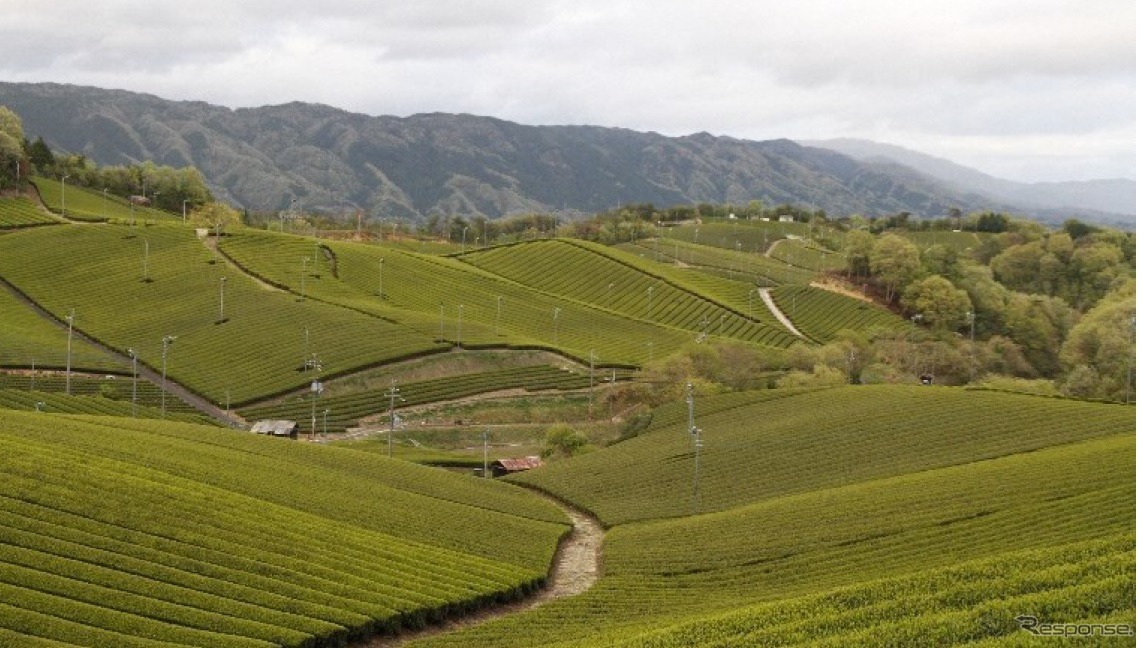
[491,456,544,478]
[250,420,299,439]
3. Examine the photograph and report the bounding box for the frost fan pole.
[687,382,702,515]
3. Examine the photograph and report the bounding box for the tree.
[843,230,875,277]
[189,202,242,233]
[902,276,972,331]
[26,136,55,172]
[869,234,921,301]
[542,424,589,459]
[1059,281,1135,400]
[0,106,23,186]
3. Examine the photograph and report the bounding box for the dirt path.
[758,287,806,339]
[362,493,604,647]
[764,238,783,258]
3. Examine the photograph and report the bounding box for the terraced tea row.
[0,411,568,646]
[0,197,57,229]
[513,386,1135,525]
[0,283,125,373]
[32,177,175,223]
[461,240,798,347]
[622,239,817,286]
[0,373,201,415]
[411,428,1133,647]
[0,224,441,404]
[0,389,209,423]
[770,285,908,342]
[242,364,630,434]
[221,230,699,364]
[569,535,1134,647]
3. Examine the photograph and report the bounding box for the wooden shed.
[491,456,544,477]
[250,420,299,439]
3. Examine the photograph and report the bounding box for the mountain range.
[0,82,1133,226]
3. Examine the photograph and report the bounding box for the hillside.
[2,82,1005,220]
[803,137,1136,226]
[405,386,1135,646]
[0,410,568,646]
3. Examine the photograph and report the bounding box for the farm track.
[363,493,604,647]
[0,275,241,426]
[758,288,806,339]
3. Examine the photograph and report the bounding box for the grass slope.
[0,196,58,229]
[513,385,1133,525]
[0,223,440,405]
[0,284,125,372]
[0,410,568,646]
[408,387,1133,647]
[32,177,175,223]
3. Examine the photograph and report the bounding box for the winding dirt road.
[758,287,806,339]
[363,493,604,647]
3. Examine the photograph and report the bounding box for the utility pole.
[482,428,490,478]
[687,383,703,515]
[308,355,323,440]
[387,379,403,458]
[439,302,445,342]
[589,349,596,419]
[161,334,176,418]
[378,258,384,297]
[65,309,74,395]
[456,304,464,348]
[496,295,503,336]
[128,348,138,417]
[218,277,227,322]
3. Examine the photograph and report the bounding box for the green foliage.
[902,275,972,330]
[416,394,1133,647]
[770,285,907,342]
[0,107,22,187]
[0,285,124,373]
[0,197,56,229]
[1059,282,1135,401]
[542,423,589,458]
[189,201,242,233]
[511,386,1133,526]
[241,365,624,434]
[0,411,567,646]
[0,224,440,404]
[31,176,175,223]
[869,233,920,300]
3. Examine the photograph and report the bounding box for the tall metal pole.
[378,259,384,297]
[496,295,503,336]
[589,349,596,420]
[482,428,490,478]
[687,383,703,515]
[218,277,227,321]
[388,379,401,458]
[456,304,464,347]
[65,309,74,395]
[60,174,69,217]
[300,257,308,300]
[142,239,150,282]
[439,302,445,342]
[128,348,138,417]
[161,335,176,418]
[553,307,561,346]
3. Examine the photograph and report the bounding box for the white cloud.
[0,0,1134,182]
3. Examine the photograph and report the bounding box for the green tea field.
[0,410,568,646]
[403,386,1134,647]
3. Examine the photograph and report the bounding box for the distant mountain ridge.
[802,138,1135,223]
[0,82,1129,225]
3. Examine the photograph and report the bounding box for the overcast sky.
[0,0,1135,182]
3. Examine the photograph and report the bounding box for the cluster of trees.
[0,105,213,213]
